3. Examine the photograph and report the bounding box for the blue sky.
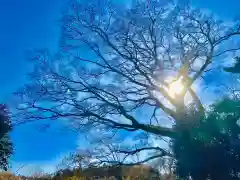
[0,0,78,173]
[0,0,239,175]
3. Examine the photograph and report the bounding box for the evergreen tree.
[0,104,13,171]
[173,97,240,180]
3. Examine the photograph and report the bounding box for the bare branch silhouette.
[12,0,240,166]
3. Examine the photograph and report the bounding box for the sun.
[168,77,184,98]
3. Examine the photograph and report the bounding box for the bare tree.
[13,0,240,166]
[57,151,92,171]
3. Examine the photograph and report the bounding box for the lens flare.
[168,78,184,98]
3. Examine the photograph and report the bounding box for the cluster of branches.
[224,56,240,74]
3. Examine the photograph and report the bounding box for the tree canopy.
[12,0,240,179]
[173,97,240,180]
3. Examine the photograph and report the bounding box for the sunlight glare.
[168,77,184,98]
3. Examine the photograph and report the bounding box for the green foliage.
[173,97,240,180]
[0,105,13,171]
